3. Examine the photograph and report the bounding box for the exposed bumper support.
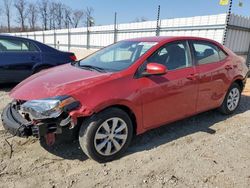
[1,103,70,139]
[1,104,33,137]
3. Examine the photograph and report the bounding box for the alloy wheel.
[227,88,240,111]
[94,117,128,156]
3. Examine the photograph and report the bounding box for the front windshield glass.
[78,41,158,72]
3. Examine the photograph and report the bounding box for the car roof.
[0,35,223,51]
[0,34,31,40]
[0,34,59,52]
[125,36,220,44]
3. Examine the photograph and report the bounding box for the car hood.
[10,64,112,100]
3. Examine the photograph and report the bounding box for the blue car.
[0,35,77,83]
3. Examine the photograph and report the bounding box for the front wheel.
[219,83,242,115]
[78,108,133,163]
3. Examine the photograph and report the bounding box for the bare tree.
[3,0,12,32]
[85,7,95,27]
[134,17,148,22]
[14,0,28,32]
[63,5,72,29]
[71,10,85,28]
[48,2,57,30]
[27,3,38,31]
[39,0,49,30]
[54,2,64,29]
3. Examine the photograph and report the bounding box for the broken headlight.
[20,96,79,120]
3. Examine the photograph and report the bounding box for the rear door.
[0,37,41,83]
[189,40,231,112]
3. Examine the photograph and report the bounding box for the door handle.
[225,65,233,70]
[186,73,198,81]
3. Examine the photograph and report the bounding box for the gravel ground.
[0,81,250,188]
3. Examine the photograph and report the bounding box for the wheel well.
[75,105,137,139]
[234,79,244,92]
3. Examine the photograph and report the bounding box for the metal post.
[223,0,233,45]
[34,32,36,40]
[42,31,45,44]
[86,17,90,49]
[54,29,57,48]
[68,21,71,51]
[114,12,118,43]
[246,42,250,69]
[156,5,161,36]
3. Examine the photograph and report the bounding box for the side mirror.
[142,63,167,76]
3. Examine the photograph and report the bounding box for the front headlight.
[21,96,79,120]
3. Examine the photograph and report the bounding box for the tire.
[79,108,133,163]
[219,83,242,115]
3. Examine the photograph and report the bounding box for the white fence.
[225,14,250,57]
[12,13,250,65]
[12,14,227,50]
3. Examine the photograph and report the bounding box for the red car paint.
[10,37,249,135]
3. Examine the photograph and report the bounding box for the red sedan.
[2,36,249,162]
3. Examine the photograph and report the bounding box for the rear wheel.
[78,108,133,163]
[219,83,241,114]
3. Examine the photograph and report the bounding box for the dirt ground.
[0,81,250,188]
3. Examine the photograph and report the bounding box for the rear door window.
[192,41,221,65]
[0,38,38,52]
[218,49,228,60]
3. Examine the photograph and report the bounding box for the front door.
[137,41,198,129]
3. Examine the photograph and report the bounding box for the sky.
[3,0,250,26]
[58,0,250,25]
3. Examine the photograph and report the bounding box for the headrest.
[204,49,214,57]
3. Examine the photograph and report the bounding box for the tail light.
[69,55,77,61]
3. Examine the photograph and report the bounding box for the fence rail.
[12,14,226,49]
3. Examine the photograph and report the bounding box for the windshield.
[78,41,158,72]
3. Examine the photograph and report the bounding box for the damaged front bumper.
[2,103,33,137]
[1,102,77,143]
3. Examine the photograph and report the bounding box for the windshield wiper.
[79,65,107,73]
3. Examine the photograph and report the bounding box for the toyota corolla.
[1,36,248,163]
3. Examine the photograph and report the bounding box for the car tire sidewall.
[219,83,241,115]
[79,108,133,163]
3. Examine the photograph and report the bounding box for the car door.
[137,41,198,129]
[0,37,41,83]
[189,40,231,113]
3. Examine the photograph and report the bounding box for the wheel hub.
[94,117,128,156]
[227,87,240,111]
